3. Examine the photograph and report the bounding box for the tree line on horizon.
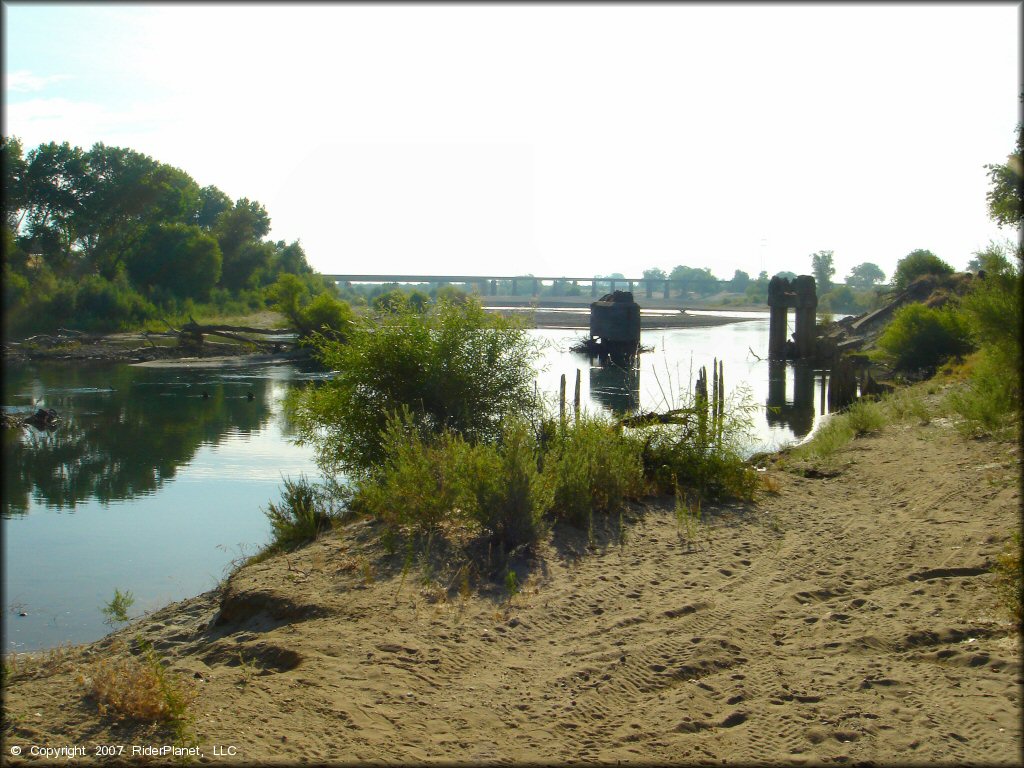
[1,137,335,337]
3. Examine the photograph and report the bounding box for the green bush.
[263,475,337,551]
[458,420,548,546]
[542,416,644,529]
[354,411,464,534]
[844,399,886,435]
[877,303,973,370]
[893,249,954,291]
[288,298,539,476]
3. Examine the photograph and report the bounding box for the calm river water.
[3,316,832,651]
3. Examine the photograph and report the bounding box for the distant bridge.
[323,274,729,299]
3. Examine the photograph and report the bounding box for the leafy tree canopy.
[810,250,835,292]
[893,249,954,291]
[846,262,886,289]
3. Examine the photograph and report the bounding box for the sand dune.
[3,394,1019,764]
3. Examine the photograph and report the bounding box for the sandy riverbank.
[3,384,1019,765]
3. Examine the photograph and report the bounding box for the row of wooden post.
[695,358,725,444]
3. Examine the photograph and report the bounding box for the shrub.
[877,303,973,371]
[263,475,337,551]
[844,399,886,435]
[78,641,196,743]
[993,531,1022,628]
[354,411,464,534]
[458,420,548,546]
[288,298,539,476]
[542,416,644,529]
[893,249,954,291]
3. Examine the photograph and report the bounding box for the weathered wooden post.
[574,369,581,423]
[559,373,566,424]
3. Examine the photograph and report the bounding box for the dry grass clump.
[76,644,196,727]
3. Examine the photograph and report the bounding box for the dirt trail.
[3,413,1019,765]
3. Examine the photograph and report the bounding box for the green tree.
[810,250,835,292]
[126,223,222,301]
[669,265,718,296]
[214,198,272,291]
[984,106,1023,228]
[1,136,28,231]
[728,269,750,292]
[966,241,1014,274]
[846,262,886,289]
[893,249,953,291]
[642,267,667,281]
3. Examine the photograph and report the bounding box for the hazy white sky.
[3,3,1020,282]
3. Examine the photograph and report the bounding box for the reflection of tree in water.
[765,360,819,438]
[2,365,275,514]
[588,357,641,415]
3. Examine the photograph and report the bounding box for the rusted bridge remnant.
[767,275,817,359]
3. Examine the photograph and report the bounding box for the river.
[2,317,832,652]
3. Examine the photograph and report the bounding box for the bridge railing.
[324,274,732,299]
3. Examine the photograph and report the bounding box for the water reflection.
[587,359,641,415]
[765,360,819,439]
[2,365,277,515]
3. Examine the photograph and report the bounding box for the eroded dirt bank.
[3,391,1020,765]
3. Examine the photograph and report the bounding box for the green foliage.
[267,273,353,340]
[669,265,719,296]
[846,261,886,289]
[263,475,337,551]
[288,298,539,476]
[892,249,954,291]
[458,419,548,546]
[810,250,835,292]
[877,303,973,370]
[101,589,135,627]
[790,415,855,465]
[993,531,1022,627]
[844,399,886,436]
[542,415,645,529]
[819,285,868,314]
[125,222,222,300]
[729,269,750,292]
[984,111,1023,228]
[355,411,463,534]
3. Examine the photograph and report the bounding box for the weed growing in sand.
[844,399,886,436]
[790,414,855,465]
[759,472,781,495]
[236,650,258,689]
[993,531,1022,628]
[883,387,931,425]
[101,588,135,627]
[263,475,339,552]
[543,414,645,528]
[77,639,196,747]
[504,569,520,600]
[674,486,703,550]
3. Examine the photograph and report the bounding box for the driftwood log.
[162,316,297,352]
